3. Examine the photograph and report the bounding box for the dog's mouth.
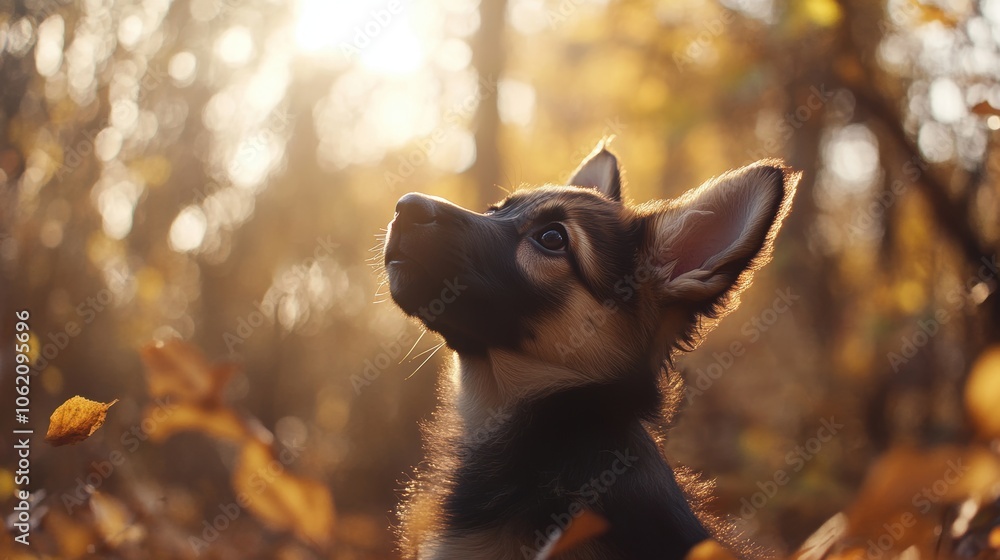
[384,245,406,266]
[383,225,436,309]
[383,223,410,267]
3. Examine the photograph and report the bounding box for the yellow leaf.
[140,339,236,406]
[144,403,249,444]
[232,440,336,549]
[89,491,145,548]
[966,346,1000,438]
[45,396,118,446]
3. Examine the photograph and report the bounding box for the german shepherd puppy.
[383,140,799,559]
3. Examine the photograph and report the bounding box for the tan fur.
[390,150,799,559]
[515,238,570,286]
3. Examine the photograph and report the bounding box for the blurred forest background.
[2,0,1000,558]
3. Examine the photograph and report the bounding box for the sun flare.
[294,0,426,75]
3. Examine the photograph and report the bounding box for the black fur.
[443,373,709,558]
[383,148,798,558]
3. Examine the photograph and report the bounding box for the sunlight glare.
[929,77,967,123]
[215,26,254,67]
[294,0,426,75]
[169,205,208,253]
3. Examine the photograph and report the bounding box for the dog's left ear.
[568,140,622,201]
[646,160,799,308]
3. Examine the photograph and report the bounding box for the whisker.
[409,342,442,361]
[399,330,427,363]
[406,342,445,380]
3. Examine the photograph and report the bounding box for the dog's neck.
[453,351,661,435]
[455,352,595,429]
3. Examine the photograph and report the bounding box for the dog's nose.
[395,193,438,226]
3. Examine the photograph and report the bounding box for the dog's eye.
[535,224,568,252]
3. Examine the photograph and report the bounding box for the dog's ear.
[645,160,799,309]
[567,139,622,201]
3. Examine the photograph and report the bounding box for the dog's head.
[383,141,798,393]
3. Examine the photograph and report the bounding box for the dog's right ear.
[644,160,799,312]
[567,139,622,202]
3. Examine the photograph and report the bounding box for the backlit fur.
[382,143,799,559]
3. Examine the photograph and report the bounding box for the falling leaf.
[794,513,847,560]
[140,339,236,406]
[686,539,739,560]
[839,445,1000,556]
[910,0,961,27]
[537,509,609,558]
[89,491,145,548]
[143,403,249,444]
[966,346,1000,438]
[971,101,1000,117]
[45,396,118,446]
[232,440,336,549]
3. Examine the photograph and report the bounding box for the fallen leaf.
[140,339,236,406]
[45,396,118,446]
[232,440,335,549]
[143,403,249,444]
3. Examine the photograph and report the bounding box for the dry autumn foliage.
[538,509,610,558]
[232,439,337,548]
[695,441,1000,560]
[87,490,145,550]
[138,339,337,551]
[139,339,236,407]
[44,396,118,446]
